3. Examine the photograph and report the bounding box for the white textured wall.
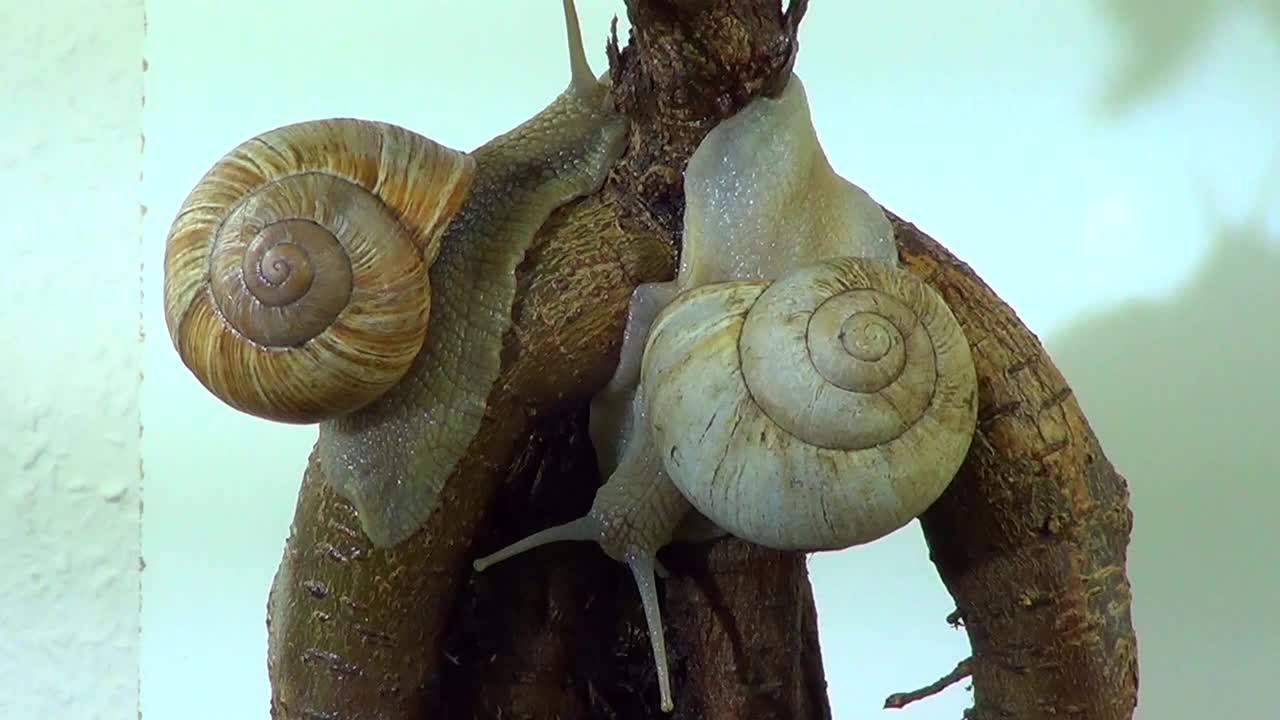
[0,1,143,718]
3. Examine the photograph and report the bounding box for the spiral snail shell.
[643,256,977,552]
[163,119,475,424]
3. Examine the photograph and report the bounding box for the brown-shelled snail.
[473,74,979,712]
[163,0,628,548]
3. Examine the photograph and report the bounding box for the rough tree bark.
[265,1,1139,719]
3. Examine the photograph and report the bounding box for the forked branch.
[266,2,1138,718]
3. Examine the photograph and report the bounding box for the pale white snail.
[473,74,979,712]
[163,0,628,548]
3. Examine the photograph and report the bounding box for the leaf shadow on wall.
[1091,0,1280,115]
[1045,213,1279,720]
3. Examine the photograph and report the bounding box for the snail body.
[473,75,978,712]
[164,0,627,547]
[317,2,627,547]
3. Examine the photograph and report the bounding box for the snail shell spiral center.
[248,222,320,306]
[738,261,938,451]
[807,291,909,395]
[210,190,356,349]
[841,314,893,361]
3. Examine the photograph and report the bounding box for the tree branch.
[265,2,1138,719]
[884,657,972,710]
[895,213,1140,719]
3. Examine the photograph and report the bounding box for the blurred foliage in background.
[1094,0,1280,114]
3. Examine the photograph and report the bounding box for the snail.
[473,75,979,712]
[163,0,628,547]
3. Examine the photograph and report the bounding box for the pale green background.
[4,1,1278,719]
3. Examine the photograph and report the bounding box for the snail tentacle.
[473,409,684,712]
